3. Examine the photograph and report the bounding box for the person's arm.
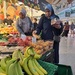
[16,18,24,34]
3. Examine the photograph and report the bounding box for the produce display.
[28,40,53,54]
[0,47,48,75]
[0,24,55,75]
[0,35,32,46]
[0,24,18,35]
[7,36,31,46]
[0,34,53,55]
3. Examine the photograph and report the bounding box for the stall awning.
[18,0,49,11]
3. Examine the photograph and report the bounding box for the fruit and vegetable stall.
[2,23,73,75]
[0,25,58,75]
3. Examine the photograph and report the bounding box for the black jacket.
[36,16,63,41]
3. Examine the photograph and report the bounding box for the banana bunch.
[6,58,17,75]
[0,56,24,75]
[12,49,24,65]
[0,67,5,74]
[24,46,41,59]
[0,56,11,73]
[22,47,47,75]
[22,56,47,75]
[24,47,35,57]
[0,73,6,75]
[0,47,48,75]
[7,59,24,75]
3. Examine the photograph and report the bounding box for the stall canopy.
[18,0,49,11]
[46,0,73,5]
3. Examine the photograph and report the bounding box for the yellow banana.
[0,59,1,65]
[0,56,12,72]
[12,50,19,59]
[24,49,31,57]
[34,54,41,59]
[28,58,39,75]
[18,50,24,65]
[34,59,48,75]
[12,49,24,65]
[5,56,11,64]
[0,67,5,74]
[8,60,18,75]
[0,58,7,71]
[16,60,24,75]
[6,58,16,75]
[22,57,32,75]
[13,61,19,75]
[24,47,34,57]
[18,50,24,60]
[0,73,6,75]
[32,58,44,75]
[8,59,23,75]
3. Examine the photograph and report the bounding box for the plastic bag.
[20,34,26,41]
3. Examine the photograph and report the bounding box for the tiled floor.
[59,36,75,75]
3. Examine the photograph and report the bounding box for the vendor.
[3,14,13,25]
[33,4,63,63]
[16,8,32,36]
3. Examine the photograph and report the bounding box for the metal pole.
[3,0,6,18]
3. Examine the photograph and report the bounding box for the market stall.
[0,35,58,75]
[0,21,58,75]
[0,1,73,75]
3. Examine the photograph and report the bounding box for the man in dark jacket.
[33,4,63,63]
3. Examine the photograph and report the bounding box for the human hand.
[53,20,61,29]
[51,18,56,25]
[32,30,37,35]
[32,30,40,39]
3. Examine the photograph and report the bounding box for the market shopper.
[33,4,63,63]
[70,22,75,37]
[62,22,69,37]
[16,8,32,36]
[3,14,13,25]
[33,18,38,30]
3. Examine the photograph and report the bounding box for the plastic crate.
[38,60,58,75]
[55,64,73,75]
[40,49,54,63]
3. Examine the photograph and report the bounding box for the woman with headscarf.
[33,4,63,63]
[16,8,32,36]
